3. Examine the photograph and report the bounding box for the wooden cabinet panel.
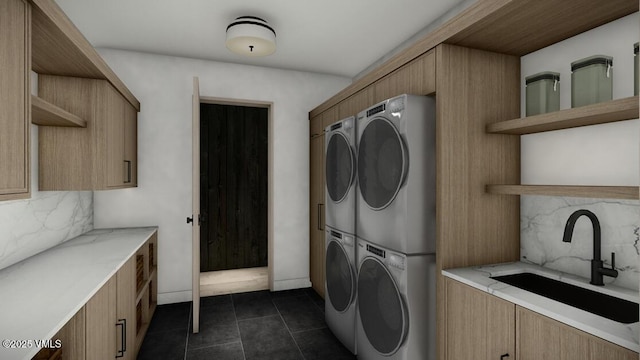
[516,306,637,360]
[117,257,137,360]
[46,308,85,360]
[321,106,339,128]
[338,87,375,118]
[373,50,436,103]
[38,76,138,190]
[310,115,323,138]
[85,276,116,359]
[309,134,325,298]
[102,82,126,188]
[445,278,514,360]
[124,103,137,186]
[0,0,30,201]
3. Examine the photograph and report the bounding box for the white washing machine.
[355,237,435,360]
[325,227,357,354]
[325,116,357,235]
[356,94,435,255]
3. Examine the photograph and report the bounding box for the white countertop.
[443,262,639,352]
[0,227,158,360]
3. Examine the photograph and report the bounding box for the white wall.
[92,49,351,303]
[521,13,639,186]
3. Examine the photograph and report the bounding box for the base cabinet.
[445,278,515,360]
[31,233,157,360]
[445,278,638,360]
[517,307,637,360]
[85,276,117,359]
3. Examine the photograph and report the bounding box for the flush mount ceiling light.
[226,16,276,57]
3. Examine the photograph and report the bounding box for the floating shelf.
[487,97,639,135]
[30,0,140,111]
[31,95,87,127]
[486,184,639,200]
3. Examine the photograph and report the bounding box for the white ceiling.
[55,0,468,78]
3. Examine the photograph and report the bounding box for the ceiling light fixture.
[226,16,276,57]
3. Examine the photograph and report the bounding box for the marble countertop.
[443,261,639,352]
[0,227,158,360]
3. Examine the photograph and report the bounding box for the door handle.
[500,354,509,359]
[116,318,126,357]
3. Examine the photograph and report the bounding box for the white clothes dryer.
[355,237,436,360]
[356,94,435,254]
[325,116,357,235]
[325,227,358,354]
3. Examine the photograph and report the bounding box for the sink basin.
[492,272,639,324]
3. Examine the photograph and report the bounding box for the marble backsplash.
[0,191,93,271]
[521,195,640,291]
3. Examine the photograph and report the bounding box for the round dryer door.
[326,132,355,203]
[358,257,407,355]
[326,240,355,312]
[357,117,406,210]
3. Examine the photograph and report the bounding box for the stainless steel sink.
[491,272,639,324]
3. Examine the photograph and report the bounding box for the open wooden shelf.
[30,0,140,111]
[487,97,639,135]
[31,95,87,127]
[486,184,639,200]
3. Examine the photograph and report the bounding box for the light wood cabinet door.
[124,104,138,186]
[117,257,137,360]
[38,76,138,190]
[85,276,117,359]
[0,0,30,201]
[374,50,436,103]
[338,87,375,118]
[517,306,637,360]
[101,82,126,188]
[309,134,325,298]
[445,278,515,360]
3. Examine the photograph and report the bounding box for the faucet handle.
[610,252,615,269]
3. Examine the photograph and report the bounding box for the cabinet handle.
[317,204,324,231]
[116,318,126,357]
[500,354,509,359]
[124,160,132,184]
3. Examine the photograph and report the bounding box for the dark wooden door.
[200,103,268,272]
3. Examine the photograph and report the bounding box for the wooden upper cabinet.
[338,87,375,118]
[310,114,323,138]
[0,0,30,201]
[374,50,435,103]
[124,104,138,186]
[38,75,139,190]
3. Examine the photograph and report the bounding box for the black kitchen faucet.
[562,209,618,286]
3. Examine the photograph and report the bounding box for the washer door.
[358,257,407,355]
[326,132,355,203]
[357,117,406,210]
[326,240,356,312]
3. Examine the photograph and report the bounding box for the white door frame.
[192,84,274,333]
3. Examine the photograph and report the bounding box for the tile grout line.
[231,294,248,360]
[273,295,308,360]
[184,303,192,360]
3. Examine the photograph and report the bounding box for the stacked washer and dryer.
[324,94,436,360]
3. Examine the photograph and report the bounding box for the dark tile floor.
[137,288,357,360]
